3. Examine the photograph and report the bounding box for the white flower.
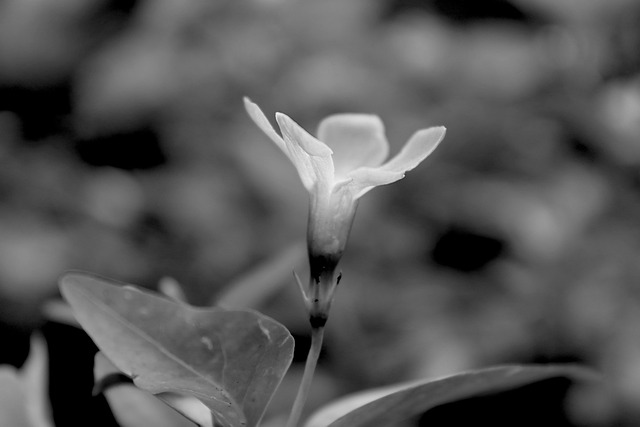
[244,97,445,324]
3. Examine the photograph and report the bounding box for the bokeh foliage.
[1,0,640,425]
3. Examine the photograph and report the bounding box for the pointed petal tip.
[422,125,447,136]
[275,113,333,157]
[243,97,289,153]
[243,96,259,112]
[413,125,447,149]
[434,126,447,144]
[274,112,293,133]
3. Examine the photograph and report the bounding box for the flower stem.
[286,326,325,427]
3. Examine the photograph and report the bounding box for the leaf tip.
[58,270,83,298]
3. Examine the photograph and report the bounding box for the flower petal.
[380,126,446,174]
[244,97,287,152]
[275,113,335,194]
[244,98,331,192]
[275,113,333,158]
[339,168,404,199]
[317,114,389,180]
[344,126,446,198]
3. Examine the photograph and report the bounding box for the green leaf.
[305,364,599,427]
[94,352,202,427]
[60,271,295,427]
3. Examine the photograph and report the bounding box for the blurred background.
[1,0,640,425]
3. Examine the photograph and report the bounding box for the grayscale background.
[0,0,638,425]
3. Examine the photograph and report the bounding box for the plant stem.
[286,326,325,427]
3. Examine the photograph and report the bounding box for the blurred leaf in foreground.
[60,272,294,427]
[0,334,53,427]
[305,364,599,427]
[215,240,306,309]
[94,352,201,427]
